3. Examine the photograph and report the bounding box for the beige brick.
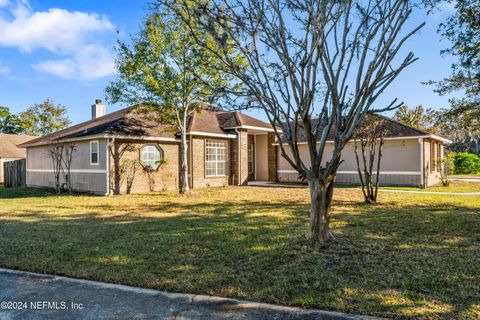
[109,140,179,194]
[190,137,230,188]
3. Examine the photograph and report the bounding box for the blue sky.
[0,0,459,125]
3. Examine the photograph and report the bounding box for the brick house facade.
[21,102,278,194]
[20,102,451,194]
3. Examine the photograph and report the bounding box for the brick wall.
[190,137,230,188]
[110,140,179,194]
[232,130,249,185]
[267,132,277,182]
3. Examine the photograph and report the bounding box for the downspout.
[419,138,424,189]
[234,129,241,186]
[254,134,257,181]
[105,137,114,195]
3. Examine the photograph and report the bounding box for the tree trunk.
[179,129,190,194]
[308,180,335,244]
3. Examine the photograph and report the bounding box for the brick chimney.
[91,99,105,119]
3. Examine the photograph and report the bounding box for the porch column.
[233,129,249,185]
[267,132,277,182]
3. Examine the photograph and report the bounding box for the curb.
[0,268,386,320]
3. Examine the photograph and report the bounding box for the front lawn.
[0,186,479,319]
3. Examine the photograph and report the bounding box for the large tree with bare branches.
[164,0,424,244]
[106,5,242,194]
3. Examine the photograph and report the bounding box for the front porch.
[233,129,277,185]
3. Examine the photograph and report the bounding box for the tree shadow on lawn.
[0,198,478,319]
[0,186,104,199]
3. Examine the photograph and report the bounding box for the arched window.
[140,144,163,170]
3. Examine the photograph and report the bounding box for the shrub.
[451,152,480,174]
[438,154,455,186]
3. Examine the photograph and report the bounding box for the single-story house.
[19,100,451,194]
[0,134,38,183]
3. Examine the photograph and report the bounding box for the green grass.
[0,186,479,319]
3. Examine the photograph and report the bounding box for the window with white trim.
[140,144,163,171]
[90,141,99,165]
[205,140,226,176]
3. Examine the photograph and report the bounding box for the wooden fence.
[3,159,26,188]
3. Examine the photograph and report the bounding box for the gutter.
[223,125,278,133]
[20,134,181,148]
[271,134,453,146]
[105,138,114,196]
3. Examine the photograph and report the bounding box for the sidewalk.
[0,268,383,320]
[248,181,480,195]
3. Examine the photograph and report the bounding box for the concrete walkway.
[247,181,480,195]
[451,178,480,182]
[0,268,382,320]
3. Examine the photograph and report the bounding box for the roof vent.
[91,99,105,120]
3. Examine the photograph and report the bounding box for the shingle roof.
[21,107,177,147]
[216,111,272,129]
[20,105,431,148]
[20,105,273,147]
[283,113,430,143]
[188,108,228,134]
[0,134,38,158]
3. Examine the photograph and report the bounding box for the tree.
[353,116,390,204]
[46,142,77,193]
[123,159,141,194]
[426,0,479,135]
[438,154,454,186]
[435,109,480,154]
[106,4,241,194]
[18,99,71,136]
[61,144,77,192]
[47,142,65,193]
[394,105,441,132]
[169,0,424,243]
[109,143,138,195]
[0,106,22,134]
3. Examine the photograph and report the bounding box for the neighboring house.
[20,101,451,194]
[0,134,38,183]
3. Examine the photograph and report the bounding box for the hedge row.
[450,152,480,174]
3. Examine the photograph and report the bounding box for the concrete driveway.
[0,268,382,320]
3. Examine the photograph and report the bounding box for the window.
[90,140,99,165]
[248,142,254,174]
[140,144,163,171]
[205,140,226,176]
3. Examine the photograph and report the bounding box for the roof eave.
[21,134,181,147]
[427,134,452,144]
[222,125,279,133]
[272,134,452,146]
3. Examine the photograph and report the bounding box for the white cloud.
[32,45,115,80]
[0,0,116,80]
[0,62,10,75]
[0,0,10,8]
